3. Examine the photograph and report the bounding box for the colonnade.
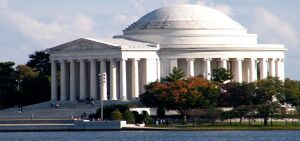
[51,57,284,101]
[51,58,142,101]
[179,58,284,82]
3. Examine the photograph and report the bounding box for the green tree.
[222,82,256,123]
[26,51,50,76]
[212,68,233,83]
[254,77,285,126]
[16,65,50,106]
[123,109,135,124]
[96,104,129,120]
[284,78,300,108]
[161,67,185,82]
[111,109,123,120]
[0,62,17,108]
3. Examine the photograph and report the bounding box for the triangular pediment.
[47,38,121,52]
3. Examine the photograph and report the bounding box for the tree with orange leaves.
[140,68,219,115]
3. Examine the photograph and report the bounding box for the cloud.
[113,14,139,24]
[0,0,8,9]
[250,7,298,48]
[128,0,146,13]
[161,0,189,6]
[0,6,96,47]
[195,0,234,16]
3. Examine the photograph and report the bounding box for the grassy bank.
[137,121,300,131]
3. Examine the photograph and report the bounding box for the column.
[187,58,195,76]
[269,58,276,77]
[79,60,87,100]
[110,59,117,100]
[69,60,76,101]
[235,58,243,83]
[259,58,268,80]
[204,58,211,80]
[221,58,228,69]
[132,58,139,99]
[275,58,280,78]
[156,58,161,81]
[60,61,67,101]
[120,59,127,101]
[249,58,257,82]
[100,60,107,100]
[89,59,97,100]
[277,58,285,81]
[281,59,285,81]
[51,61,58,101]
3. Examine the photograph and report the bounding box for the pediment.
[48,38,121,52]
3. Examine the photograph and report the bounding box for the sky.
[0,0,299,79]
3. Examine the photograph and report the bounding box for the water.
[0,130,299,141]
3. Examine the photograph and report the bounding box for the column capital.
[79,59,86,62]
[130,58,140,61]
[51,60,58,63]
[59,60,67,63]
[259,58,268,61]
[220,58,229,61]
[235,58,244,61]
[186,58,195,61]
[204,58,212,61]
[68,59,78,62]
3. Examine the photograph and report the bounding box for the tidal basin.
[0,130,299,141]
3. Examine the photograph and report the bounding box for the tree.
[140,76,219,115]
[212,68,233,83]
[111,109,123,120]
[0,62,17,108]
[254,77,285,125]
[223,82,256,108]
[26,51,50,76]
[96,104,129,120]
[222,82,256,123]
[123,109,135,124]
[284,78,300,108]
[16,65,50,106]
[161,67,185,82]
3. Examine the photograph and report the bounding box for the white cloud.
[162,0,189,5]
[128,0,146,13]
[250,7,298,47]
[195,0,234,16]
[0,0,8,9]
[113,14,138,24]
[0,6,96,48]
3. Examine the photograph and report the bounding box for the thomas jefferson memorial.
[47,5,286,102]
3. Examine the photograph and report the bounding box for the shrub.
[111,109,123,120]
[123,109,135,124]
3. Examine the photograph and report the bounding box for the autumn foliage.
[140,76,219,114]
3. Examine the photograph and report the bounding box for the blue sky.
[0,0,299,79]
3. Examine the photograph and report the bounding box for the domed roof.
[124,5,244,31]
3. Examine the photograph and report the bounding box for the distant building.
[47,5,286,102]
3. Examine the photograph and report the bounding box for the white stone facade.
[47,5,286,101]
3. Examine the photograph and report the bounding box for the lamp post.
[16,79,22,93]
[98,73,105,121]
[16,79,22,107]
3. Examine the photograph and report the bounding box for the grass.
[144,121,300,131]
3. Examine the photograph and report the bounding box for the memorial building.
[47,5,286,102]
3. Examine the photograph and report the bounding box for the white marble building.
[47,5,286,102]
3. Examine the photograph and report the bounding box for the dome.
[118,5,254,45]
[124,5,244,31]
